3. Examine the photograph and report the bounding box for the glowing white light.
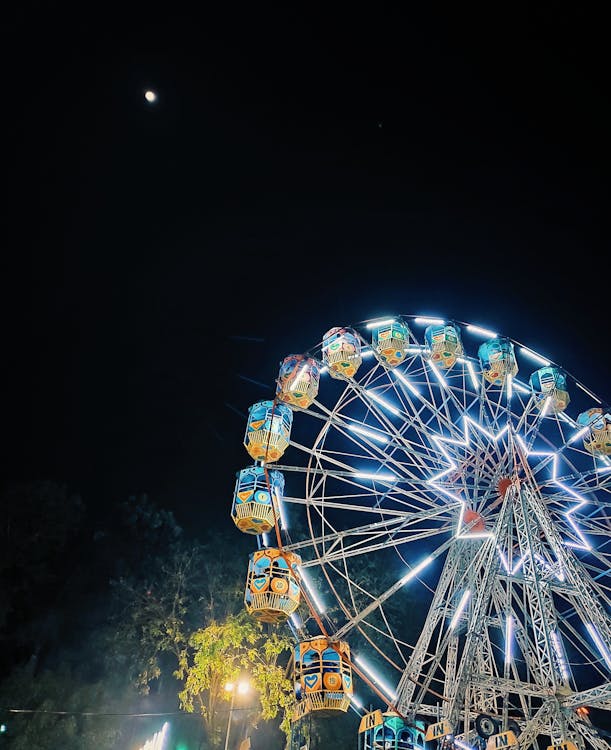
[366,318,395,329]
[298,566,326,613]
[414,317,445,325]
[458,358,479,390]
[290,365,308,390]
[237,680,250,695]
[520,347,550,366]
[506,373,513,401]
[320,366,328,374]
[290,613,302,628]
[393,369,419,395]
[586,624,611,670]
[551,631,569,680]
[515,436,591,550]
[144,90,157,103]
[354,656,397,700]
[513,379,531,394]
[576,382,601,404]
[350,694,364,709]
[568,426,590,444]
[450,589,471,630]
[261,532,269,546]
[399,555,434,585]
[455,740,476,750]
[139,722,169,750]
[427,417,507,539]
[467,324,497,337]
[348,424,389,444]
[429,361,447,387]
[407,345,424,353]
[362,349,375,358]
[365,389,401,415]
[539,396,551,418]
[505,615,513,664]
[353,472,397,482]
[558,412,574,425]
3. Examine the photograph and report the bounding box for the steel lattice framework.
[255,315,611,750]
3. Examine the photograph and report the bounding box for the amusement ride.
[230,314,611,750]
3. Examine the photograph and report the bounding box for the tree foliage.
[176,611,294,748]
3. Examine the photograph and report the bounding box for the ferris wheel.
[234,314,611,750]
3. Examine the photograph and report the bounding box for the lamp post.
[223,678,250,750]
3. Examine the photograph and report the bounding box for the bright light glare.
[298,566,326,613]
[519,347,550,366]
[449,589,471,630]
[400,555,433,585]
[354,656,397,700]
[586,623,611,670]
[139,721,169,750]
[348,424,389,444]
[414,317,444,325]
[366,318,395,329]
[466,324,497,337]
[144,90,157,103]
[365,389,401,415]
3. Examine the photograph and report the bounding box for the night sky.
[2,4,609,534]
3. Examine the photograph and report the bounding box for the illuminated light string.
[354,655,397,701]
[366,318,396,329]
[427,417,592,552]
[414,316,445,325]
[449,589,471,630]
[550,631,570,681]
[428,360,447,387]
[586,623,611,671]
[514,435,592,551]
[505,615,513,664]
[297,565,326,614]
[347,423,389,444]
[365,388,401,416]
[519,347,550,366]
[466,324,497,337]
[393,369,419,395]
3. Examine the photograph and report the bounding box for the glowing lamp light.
[144,90,157,103]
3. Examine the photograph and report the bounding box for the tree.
[176,611,294,748]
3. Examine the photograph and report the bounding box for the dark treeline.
[0,479,364,749]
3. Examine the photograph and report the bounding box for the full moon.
[144,90,157,103]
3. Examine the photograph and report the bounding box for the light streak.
[393,369,419,395]
[414,317,445,325]
[428,361,446,387]
[551,630,569,680]
[513,379,531,394]
[576,382,601,404]
[516,435,591,550]
[365,389,401,415]
[586,623,611,670]
[505,615,513,664]
[354,656,397,700]
[399,555,434,585]
[466,324,497,337]
[366,318,395,329]
[353,472,397,482]
[520,347,550,366]
[450,589,471,630]
[298,566,326,613]
[290,365,308,390]
[348,424,389,444]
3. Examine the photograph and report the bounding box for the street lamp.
[223,679,250,750]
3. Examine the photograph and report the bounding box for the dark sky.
[2,4,609,532]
